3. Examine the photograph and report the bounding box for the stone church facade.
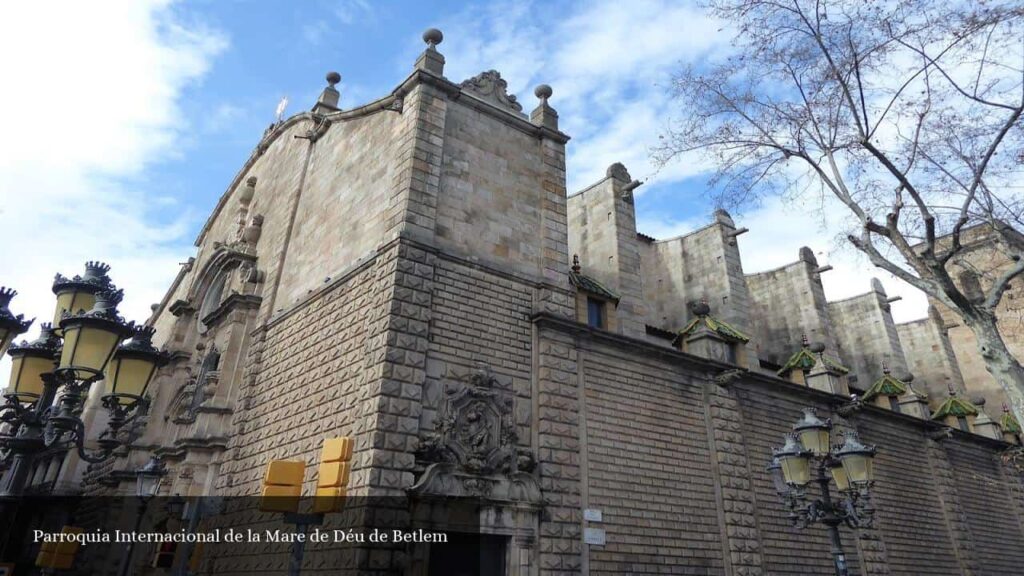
[70,30,1024,575]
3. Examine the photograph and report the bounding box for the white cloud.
[0,1,226,369]
[436,0,727,192]
[436,0,934,322]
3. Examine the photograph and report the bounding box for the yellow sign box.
[260,460,305,513]
[321,437,353,463]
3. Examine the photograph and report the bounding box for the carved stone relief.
[411,366,540,504]
[459,70,525,116]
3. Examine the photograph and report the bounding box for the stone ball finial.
[423,28,443,46]
[692,299,711,317]
[326,71,341,87]
[900,372,915,383]
[534,84,553,100]
[971,395,986,406]
[809,341,826,354]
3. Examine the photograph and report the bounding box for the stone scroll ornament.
[459,70,524,114]
[411,367,540,503]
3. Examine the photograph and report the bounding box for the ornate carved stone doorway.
[427,532,508,576]
[406,367,541,576]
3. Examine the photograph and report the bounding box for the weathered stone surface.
[69,39,1024,576]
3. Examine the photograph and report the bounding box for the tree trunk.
[966,313,1024,430]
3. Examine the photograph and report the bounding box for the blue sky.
[0,0,929,350]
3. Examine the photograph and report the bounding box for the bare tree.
[656,0,1024,423]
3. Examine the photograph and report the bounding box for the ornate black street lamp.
[0,263,167,497]
[0,288,33,358]
[767,408,878,576]
[118,456,167,576]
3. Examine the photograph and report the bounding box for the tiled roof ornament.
[862,363,909,402]
[777,334,848,379]
[531,84,559,130]
[416,28,445,75]
[460,70,524,115]
[673,299,749,348]
[1001,403,1022,434]
[568,256,619,304]
[673,299,749,365]
[1000,404,1022,444]
[931,384,980,429]
[861,364,930,418]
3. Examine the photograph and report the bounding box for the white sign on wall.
[583,527,606,546]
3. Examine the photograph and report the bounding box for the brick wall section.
[536,327,583,575]
[365,242,434,499]
[425,255,534,442]
[733,385,864,575]
[1000,464,1024,547]
[704,381,764,575]
[853,412,955,575]
[924,438,981,575]
[746,249,840,367]
[579,342,724,575]
[539,137,571,290]
[209,264,378,575]
[277,110,401,306]
[945,440,1024,574]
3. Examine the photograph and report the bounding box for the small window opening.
[587,298,605,329]
[957,416,970,432]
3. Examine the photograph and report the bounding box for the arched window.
[197,271,228,333]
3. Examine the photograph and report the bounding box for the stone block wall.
[639,211,754,352]
[827,280,909,392]
[896,306,966,402]
[746,247,839,368]
[567,166,646,338]
[577,338,724,574]
[276,109,402,307]
[89,39,1024,576]
[537,316,1024,576]
[945,439,1024,574]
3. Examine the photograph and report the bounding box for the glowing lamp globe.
[6,324,61,399]
[793,407,832,457]
[57,290,132,380]
[835,431,877,486]
[51,262,112,327]
[105,326,167,406]
[773,433,812,487]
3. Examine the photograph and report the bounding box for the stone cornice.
[201,293,261,330]
[530,311,1012,450]
[395,69,570,144]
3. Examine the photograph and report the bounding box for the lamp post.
[767,408,878,576]
[0,288,33,358]
[0,263,167,497]
[118,456,166,576]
